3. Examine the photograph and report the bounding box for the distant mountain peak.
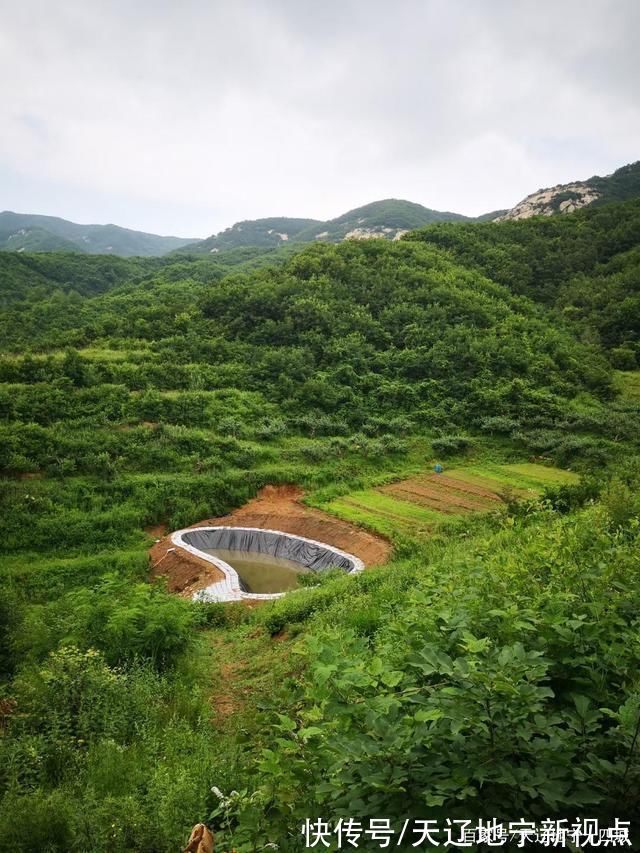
[179,199,470,254]
[494,182,601,221]
[190,217,321,254]
[0,211,198,257]
[495,160,640,222]
[5,159,639,257]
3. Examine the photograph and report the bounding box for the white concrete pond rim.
[171,525,365,602]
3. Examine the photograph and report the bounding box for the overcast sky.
[1,0,638,238]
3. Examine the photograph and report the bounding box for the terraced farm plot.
[325,490,448,537]
[320,462,579,538]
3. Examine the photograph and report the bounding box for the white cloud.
[0,0,638,235]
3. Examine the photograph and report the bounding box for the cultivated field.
[317,462,579,537]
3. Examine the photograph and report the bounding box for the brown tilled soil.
[149,484,392,598]
[382,485,490,513]
[418,473,505,500]
[380,473,503,514]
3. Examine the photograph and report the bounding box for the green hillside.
[180,217,320,253]
[2,195,640,849]
[0,225,82,253]
[0,211,198,257]
[587,160,640,206]
[475,207,509,221]
[407,197,640,361]
[0,244,299,314]
[294,198,470,242]
[180,199,471,254]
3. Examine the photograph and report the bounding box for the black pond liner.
[171,525,365,602]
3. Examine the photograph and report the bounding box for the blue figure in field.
[434,463,443,474]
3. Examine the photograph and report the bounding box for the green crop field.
[448,462,580,492]
[316,462,580,538]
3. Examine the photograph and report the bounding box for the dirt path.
[150,484,391,598]
[207,629,301,726]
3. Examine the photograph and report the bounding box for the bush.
[254,418,287,441]
[478,415,520,434]
[610,346,637,370]
[541,477,602,513]
[431,434,473,456]
[0,647,225,853]
[259,579,349,635]
[22,577,196,670]
[602,478,639,528]
[193,601,249,628]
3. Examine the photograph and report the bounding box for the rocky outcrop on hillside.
[495,182,602,221]
[343,226,409,240]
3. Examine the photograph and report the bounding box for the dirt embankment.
[150,484,391,598]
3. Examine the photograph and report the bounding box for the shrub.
[610,346,637,370]
[431,434,473,456]
[259,579,349,635]
[478,415,520,434]
[602,478,639,529]
[25,577,196,670]
[254,418,287,441]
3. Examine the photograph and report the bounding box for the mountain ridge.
[187,217,321,253]
[179,198,472,254]
[0,211,198,257]
[495,160,640,221]
[3,159,639,257]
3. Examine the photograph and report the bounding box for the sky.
[1,0,639,238]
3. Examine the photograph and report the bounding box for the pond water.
[201,547,310,593]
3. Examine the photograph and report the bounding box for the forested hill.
[0,244,297,309]
[0,199,471,258]
[0,211,197,256]
[4,196,637,373]
[180,217,321,254]
[0,236,614,430]
[155,160,640,253]
[177,199,471,254]
[4,160,639,257]
[292,198,469,242]
[407,197,640,365]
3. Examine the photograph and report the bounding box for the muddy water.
[201,548,310,593]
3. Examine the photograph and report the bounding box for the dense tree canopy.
[407,198,640,360]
